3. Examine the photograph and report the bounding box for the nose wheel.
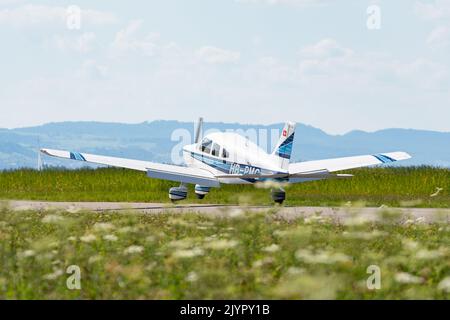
[194,184,210,200]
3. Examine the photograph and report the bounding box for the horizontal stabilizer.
[215,170,353,180]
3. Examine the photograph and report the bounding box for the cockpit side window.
[200,138,212,154]
[222,148,229,158]
[212,143,220,157]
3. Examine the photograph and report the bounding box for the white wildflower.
[117,226,138,234]
[80,234,97,243]
[88,255,102,264]
[103,234,118,242]
[51,259,61,266]
[394,272,424,284]
[43,269,64,280]
[42,214,64,224]
[295,249,351,265]
[402,239,420,251]
[67,236,77,242]
[93,222,115,231]
[185,271,199,282]
[286,267,306,275]
[262,244,280,253]
[18,250,35,259]
[145,262,157,271]
[343,230,387,240]
[205,239,238,250]
[124,245,144,255]
[168,239,195,249]
[437,277,450,292]
[173,248,204,259]
[252,257,274,268]
[204,235,218,242]
[415,248,447,260]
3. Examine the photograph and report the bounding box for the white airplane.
[40,119,411,204]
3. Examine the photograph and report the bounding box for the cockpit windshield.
[200,138,213,154]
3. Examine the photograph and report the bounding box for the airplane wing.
[289,151,411,174]
[40,148,220,187]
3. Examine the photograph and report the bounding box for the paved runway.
[3,200,449,223]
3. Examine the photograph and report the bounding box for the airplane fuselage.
[182,132,284,185]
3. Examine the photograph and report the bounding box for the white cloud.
[427,25,450,49]
[0,4,117,27]
[414,0,450,20]
[196,46,240,64]
[297,39,448,90]
[0,0,23,6]
[414,1,450,51]
[235,0,327,7]
[78,60,108,79]
[299,38,353,58]
[52,32,96,53]
[110,20,160,57]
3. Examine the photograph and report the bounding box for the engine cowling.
[169,185,188,201]
[194,185,210,199]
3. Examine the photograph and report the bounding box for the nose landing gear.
[194,185,210,199]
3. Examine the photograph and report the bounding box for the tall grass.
[0,166,448,207]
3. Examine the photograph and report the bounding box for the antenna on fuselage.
[194,117,203,144]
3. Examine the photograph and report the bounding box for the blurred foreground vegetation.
[0,206,449,299]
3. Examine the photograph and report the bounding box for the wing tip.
[393,151,412,161]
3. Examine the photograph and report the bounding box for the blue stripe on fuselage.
[189,151,286,183]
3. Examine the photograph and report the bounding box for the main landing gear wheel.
[194,184,210,200]
[271,188,286,205]
[169,184,188,202]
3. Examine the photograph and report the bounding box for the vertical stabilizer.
[271,122,296,170]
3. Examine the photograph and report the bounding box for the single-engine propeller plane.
[41,118,411,204]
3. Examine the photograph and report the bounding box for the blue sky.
[0,0,449,134]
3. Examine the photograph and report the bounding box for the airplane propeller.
[194,117,203,144]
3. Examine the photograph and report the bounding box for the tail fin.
[271,121,296,170]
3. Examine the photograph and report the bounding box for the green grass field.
[0,206,449,299]
[0,167,449,207]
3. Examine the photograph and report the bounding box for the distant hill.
[0,120,449,169]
